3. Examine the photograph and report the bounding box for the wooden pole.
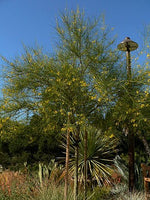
[126,49,135,193]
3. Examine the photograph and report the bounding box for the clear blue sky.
[0,0,150,58]
[0,0,149,86]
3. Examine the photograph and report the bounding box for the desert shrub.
[111,183,145,200]
[0,170,39,199]
[0,169,146,200]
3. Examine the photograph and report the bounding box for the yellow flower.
[145,91,149,97]
[147,54,150,58]
[1,119,6,123]
[60,109,64,114]
[56,78,61,82]
[68,81,71,85]
[61,127,66,132]
[109,134,114,138]
[98,98,101,102]
[68,112,72,116]
[133,123,138,127]
[91,96,97,100]
[131,119,135,123]
[80,81,87,87]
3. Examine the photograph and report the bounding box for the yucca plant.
[78,127,118,186]
[61,126,119,188]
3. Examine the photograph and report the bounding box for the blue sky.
[0,0,149,59]
[0,0,149,84]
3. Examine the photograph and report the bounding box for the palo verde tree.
[1,8,122,200]
[55,8,122,200]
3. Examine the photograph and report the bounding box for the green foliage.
[89,186,112,200]
[0,8,121,170]
[0,115,60,169]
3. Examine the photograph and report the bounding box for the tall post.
[117,37,138,193]
[126,48,131,80]
[126,48,135,192]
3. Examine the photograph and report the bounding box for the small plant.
[111,183,145,200]
[116,192,145,200]
[89,186,112,200]
[0,170,39,199]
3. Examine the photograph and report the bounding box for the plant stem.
[64,115,71,200]
[74,126,80,200]
[84,129,87,200]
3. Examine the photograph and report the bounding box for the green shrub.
[88,186,112,200]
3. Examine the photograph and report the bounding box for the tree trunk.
[74,144,79,200]
[140,135,150,158]
[84,129,87,200]
[128,130,135,193]
[64,116,71,200]
[74,126,80,200]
